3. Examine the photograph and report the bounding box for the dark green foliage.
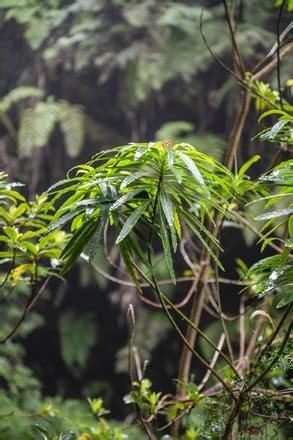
[246,160,293,308]
[59,311,97,375]
[0,1,292,439]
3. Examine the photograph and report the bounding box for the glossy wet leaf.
[116,200,150,244]
[109,188,144,211]
[178,152,210,196]
[255,207,293,221]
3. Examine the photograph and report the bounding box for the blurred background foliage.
[0,0,292,438]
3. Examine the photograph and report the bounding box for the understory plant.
[0,1,292,440]
[44,138,292,439]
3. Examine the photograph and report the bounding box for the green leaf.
[127,234,151,269]
[260,119,290,141]
[59,311,97,375]
[60,433,77,440]
[258,109,287,122]
[178,152,210,196]
[60,220,97,274]
[48,207,85,232]
[120,171,146,189]
[181,210,224,270]
[134,146,148,160]
[237,155,260,179]
[276,291,293,308]
[119,240,142,293]
[170,166,183,184]
[255,207,293,221]
[31,424,49,440]
[89,205,109,262]
[158,205,175,283]
[109,188,144,211]
[3,226,18,241]
[0,189,25,202]
[289,215,293,238]
[167,149,176,167]
[116,200,150,244]
[160,190,174,228]
[20,241,38,256]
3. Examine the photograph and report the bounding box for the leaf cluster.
[47,141,242,288]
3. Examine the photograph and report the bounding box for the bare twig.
[277,0,286,110]
[127,305,155,440]
[251,42,293,81]
[0,276,51,343]
[230,210,283,253]
[222,0,245,76]
[198,333,226,391]
[239,296,245,361]
[214,265,235,362]
[245,298,269,359]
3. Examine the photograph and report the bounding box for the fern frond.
[17,108,36,158]
[0,87,43,113]
[33,101,60,147]
[17,99,85,158]
[59,101,85,158]
[17,102,59,157]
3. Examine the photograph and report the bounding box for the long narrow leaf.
[109,188,144,211]
[178,152,210,196]
[48,207,85,232]
[89,204,109,263]
[158,205,175,283]
[119,241,142,294]
[159,190,174,227]
[116,200,150,244]
[120,171,146,190]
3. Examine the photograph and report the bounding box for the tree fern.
[0,86,43,113]
[59,101,85,158]
[17,108,37,158]
[17,98,85,158]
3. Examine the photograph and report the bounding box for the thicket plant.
[0,178,141,439]
[0,1,292,440]
[44,138,291,439]
[0,145,292,439]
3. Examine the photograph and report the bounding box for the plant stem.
[224,90,251,171]
[277,0,285,110]
[222,0,245,76]
[214,263,235,362]
[246,320,292,393]
[221,394,243,440]
[155,280,236,400]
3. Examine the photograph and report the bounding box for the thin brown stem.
[0,112,17,138]
[222,0,245,76]
[198,333,226,391]
[224,89,251,171]
[245,298,269,359]
[252,42,293,81]
[277,0,285,110]
[230,210,283,253]
[0,275,51,343]
[214,266,235,362]
[239,296,245,361]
